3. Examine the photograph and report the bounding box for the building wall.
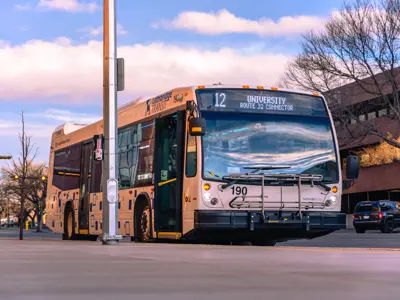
[340,162,400,214]
[336,116,400,150]
[343,162,400,194]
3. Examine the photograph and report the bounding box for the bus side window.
[186,132,197,177]
[91,160,102,193]
[53,149,66,190]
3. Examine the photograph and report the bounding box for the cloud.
[38,0,97,13]
[78,24,128,38]
[0,109,99,164]
[0,38,289,103]
[27,109,101,124]
[15,4,31,11]
[153,9,324,37]
[0,119,54,138]
[0,119,53,168]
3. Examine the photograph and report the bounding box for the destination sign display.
[196,89,328,117]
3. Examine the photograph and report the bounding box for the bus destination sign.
[196,89,327,117]
[240,94,293,112]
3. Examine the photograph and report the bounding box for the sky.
[0,0,344,166]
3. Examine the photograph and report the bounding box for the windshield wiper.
[313,181,331,192]
[299,173,331,192]
[243,165,292,172]
[220,165,292,190]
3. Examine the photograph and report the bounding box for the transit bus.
[45,85,359,245]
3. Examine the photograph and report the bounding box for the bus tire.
[135,203,151,242]
[63,205,75,240]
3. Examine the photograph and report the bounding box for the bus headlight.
[202,192,223,208]
[324,196,337,208]
[203,192,211,201]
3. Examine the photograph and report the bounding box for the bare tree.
[24,165,47,232]
[0,185,6,225]
[279,0,400,148]
[1,111,39,240]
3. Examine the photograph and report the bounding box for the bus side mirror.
[346,155,359,180]
[189,117,206,136]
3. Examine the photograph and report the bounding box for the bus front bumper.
[194,210,346,231]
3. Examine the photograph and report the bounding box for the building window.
[368,112,376,120]
[378,108,387,117]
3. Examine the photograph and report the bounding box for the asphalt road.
[0,239,399,300]
[1,227,400,248]
[280,229,400,248]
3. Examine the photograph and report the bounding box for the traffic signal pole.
[101,0,122,245]
[0,155,12,160]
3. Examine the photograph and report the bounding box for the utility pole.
[101,0,122,245]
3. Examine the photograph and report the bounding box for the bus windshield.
[202,111,338,183]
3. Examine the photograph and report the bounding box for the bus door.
[154,111,186,236]
[78,141,93,233]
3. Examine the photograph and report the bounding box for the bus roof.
[193,84,322,97]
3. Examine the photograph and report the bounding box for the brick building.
[328,70,400,214]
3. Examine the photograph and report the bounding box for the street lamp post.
[101,0,122,245]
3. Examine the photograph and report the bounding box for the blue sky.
[0,0,343,165]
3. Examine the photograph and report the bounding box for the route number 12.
[215,93,226,107]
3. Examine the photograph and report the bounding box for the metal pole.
[101,0,121,245]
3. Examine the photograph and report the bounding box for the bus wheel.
[138,204,151,242]
[63,206,75,240]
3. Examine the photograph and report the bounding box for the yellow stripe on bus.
[158,232,181,239]
[158,178,177,187]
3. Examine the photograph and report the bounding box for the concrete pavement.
[0,239,399,300]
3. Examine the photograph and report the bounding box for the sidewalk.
[0,226,61,239]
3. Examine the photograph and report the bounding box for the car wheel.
[383,220,394,234]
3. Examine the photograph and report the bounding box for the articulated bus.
[46,85,359,245]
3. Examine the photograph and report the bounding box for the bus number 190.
[231,186,248,195]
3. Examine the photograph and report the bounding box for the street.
[1,227,400,248]
[0,236,399,300]
[1,228,400,299]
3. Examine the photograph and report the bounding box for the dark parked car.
[353,200,400,234]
